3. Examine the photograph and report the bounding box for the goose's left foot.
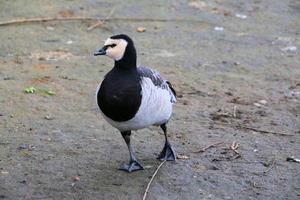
[157,141,176,161]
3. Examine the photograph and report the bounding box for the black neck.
[114,44,137,69]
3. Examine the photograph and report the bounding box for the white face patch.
[104,38,128,61]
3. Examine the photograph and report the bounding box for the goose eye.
[110,44,116,48]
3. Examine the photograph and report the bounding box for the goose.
[94,34,176,172]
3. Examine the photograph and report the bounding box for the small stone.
[144,165,153,169]
[136,26,146,32]
[18,144,28,150]
[1,171,9,175]
[281,46,297,52]
[44,115,54,120]
[3,77,13,80]
[235,13,247,19]
[46,26,55,31]
[182,100,189,105]
[214,26,224,31]
[18,144,35,151]
[193,164,206,173]
[177,154,189,160]
[112,183,122,186]
[259,100,267,105]
[73,176,80,181]
[253,103,261,107]
[225,91,233,96]
[207,165,219,170]
[61,76,69,79]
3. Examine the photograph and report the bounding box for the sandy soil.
[0,0,300,199]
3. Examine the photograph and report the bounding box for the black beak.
[94,46,107,56]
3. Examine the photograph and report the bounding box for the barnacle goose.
[94,34,176,172]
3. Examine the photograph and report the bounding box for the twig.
[230,141,239,151]
[233,105,237,118]
[230,141,242,159]
[264,159,276,174]
[142,160,166,200]
[0,17,206,27]
[87,7,116,31]
[0,16,95,26]
[191,141,223,153]
[237,125,294,136]
[213,121,294,136]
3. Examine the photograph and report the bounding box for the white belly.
[97,77,174,131]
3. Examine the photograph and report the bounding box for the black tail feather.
[166,81,177,97]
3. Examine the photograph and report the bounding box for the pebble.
[3,77,14,80]
[214,26,224,31]
[18,144,28,150]
[258,100,267,105]
[73,176,80,181]
[136,26,146,32]
[44,115,54,120]
[253,103,261,107]
[46,26,55,31]
[18,144,35,151]
[281,46,297,52]
[1,171,9,175]
[235,13,247,19]
[177,154,190,160]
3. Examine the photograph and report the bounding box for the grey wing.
[138,66,177,103]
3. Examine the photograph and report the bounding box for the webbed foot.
[157,142,176,161]
[119,161,144,173]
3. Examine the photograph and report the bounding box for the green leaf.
[39,89,56,96]
[24,87,36,94]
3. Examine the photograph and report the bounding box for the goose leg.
[119,131,144,172]
[157,124,176,161]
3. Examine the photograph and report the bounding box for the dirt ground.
[0,0,300,199]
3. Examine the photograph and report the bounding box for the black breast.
[97,68,142,122]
